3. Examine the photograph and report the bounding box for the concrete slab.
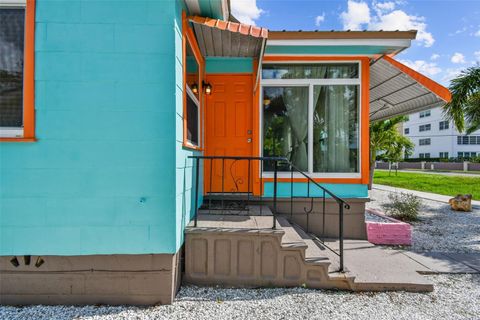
[323,239,433,291]
[442,253,480,272]
[401,251,479,274]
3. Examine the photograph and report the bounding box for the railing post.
[272,160,278,229]
[194,157,200,227]
[339,202,344,272]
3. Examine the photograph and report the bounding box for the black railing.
[188,155,350,272]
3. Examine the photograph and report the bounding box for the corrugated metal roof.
[189,16,268,57]
[370,56,451,121]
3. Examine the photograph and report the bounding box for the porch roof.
[369,56,451,121]
[188,15,268,58]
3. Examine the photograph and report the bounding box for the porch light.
[191,83,199,94]
[203,81,212,95]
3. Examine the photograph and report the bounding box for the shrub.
[382,192,422,222]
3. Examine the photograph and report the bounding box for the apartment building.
[403,107,480,159]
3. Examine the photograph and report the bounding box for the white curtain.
[313,85,356,172]
[283,87,308,171]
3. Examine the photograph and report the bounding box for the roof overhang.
[370,56,451,121]
[266,30,417,57]
[188,15,268,58]
[185,0,229,20]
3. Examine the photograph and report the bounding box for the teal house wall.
[0,0,186,256]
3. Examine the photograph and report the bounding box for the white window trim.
[260,60,362,179]
[0,1,26,137]
[185,85,200,147]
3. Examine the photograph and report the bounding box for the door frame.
[203,73,262,195]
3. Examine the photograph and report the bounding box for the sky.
[230,0,480,86]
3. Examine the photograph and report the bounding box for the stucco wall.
[0,0,182,256]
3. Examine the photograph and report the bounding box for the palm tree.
[443,65,480,133]
[369,116,414,189]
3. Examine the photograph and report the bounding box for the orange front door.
[205,74,254,193]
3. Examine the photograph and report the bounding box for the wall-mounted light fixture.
[191,83,199,94]
[35,257,45,268]
[10,257,19,267]
[202,81,212,95]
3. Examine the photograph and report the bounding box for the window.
[458,152,476,158]
[439,152,449,158]
[439,120,449,130]
[183,26,201,148]
[419,124,431,132]
[419,138,431,146]
[419,110,431,118]
[419,153,430,159]
[262,63,360,175]
[0,0,34,140]
[457,135,480,145]
[404,128,409,134]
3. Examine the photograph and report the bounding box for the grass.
[373,170,480,200]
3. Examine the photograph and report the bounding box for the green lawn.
[373,171,480,200]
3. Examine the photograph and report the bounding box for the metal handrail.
[188,155,348,272]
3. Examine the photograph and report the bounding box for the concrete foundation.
[275,198,368,240]
[0,252,181,306]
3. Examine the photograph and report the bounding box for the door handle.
[247,138,252,143]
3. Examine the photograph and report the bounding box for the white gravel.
[367,188,480,253]
[1,275,479,320]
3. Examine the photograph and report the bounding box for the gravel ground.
[1,275,478,320]
[367,188,480,253]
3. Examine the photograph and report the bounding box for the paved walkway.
[402,251,480,274]
[376,168,480,177]
[373,184,480,208]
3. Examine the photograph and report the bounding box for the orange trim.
[383,55,451,102]
[188,15,268,39]
[262,55,371,185]
[1,0,36,143]
[182,11,204,150]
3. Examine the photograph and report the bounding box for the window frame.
[439,120,449,130]
[419,124,431,132]
[260,60,362,179]
[181,11,203,150]
[0,0,35,142]
[419,138,431,146]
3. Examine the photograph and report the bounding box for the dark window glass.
[262,64,358,79]
[0,9,25,128]
[263,86,309,172]
[186,94,198,145]
[404,128,409,134]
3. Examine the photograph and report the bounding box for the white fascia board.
[267,38,412,48]
[0,0,26,6]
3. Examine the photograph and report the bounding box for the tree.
[443,65,480,133]
[369,116,414,189]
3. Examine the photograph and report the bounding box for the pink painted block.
[365,208,412,245]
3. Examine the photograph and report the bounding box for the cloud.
[475,51,480,61]
[451,52,466,64]
[369,10,434,47]
[373,1,396,13]
[339,1,434,47]
[475,29,480,37]
[430,53,440,60]
[442,68,463,84]
[315,13,325,27]
[398,59,441,76]
[230,0,264,25]
[340,0,370,30]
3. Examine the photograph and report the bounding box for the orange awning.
[370,56,451,121]
[188,16,268,57]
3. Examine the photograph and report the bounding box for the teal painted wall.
[265,45,394,55]
[206,57,253,74]
[263,183,368,199]
[0,0,182,256]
